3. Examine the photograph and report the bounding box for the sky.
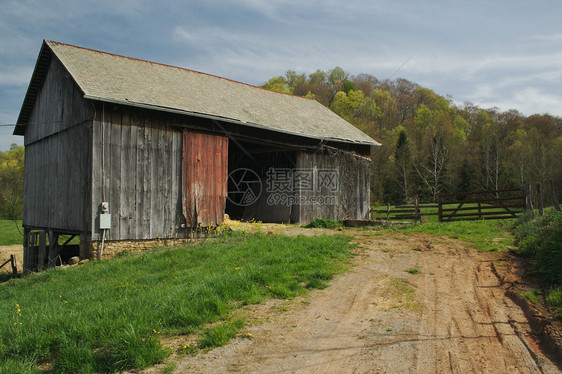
[1,0,561,151]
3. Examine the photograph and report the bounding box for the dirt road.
[0,245,22,275]
[169,232,560,374]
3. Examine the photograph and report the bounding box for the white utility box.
[100,213,112,229]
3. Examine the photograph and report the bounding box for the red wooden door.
[182,131,228,227]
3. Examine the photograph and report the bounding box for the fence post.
[438,196,443,222]
[415,196,421,222]
[477,192,482,219]
[386,203,391,221]
[537,183,544,216]
[10,255,17,276]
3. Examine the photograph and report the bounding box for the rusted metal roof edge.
[84,95,381,147]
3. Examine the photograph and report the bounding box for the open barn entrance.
[226,139,297,223]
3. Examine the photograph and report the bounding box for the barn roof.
[14,40,379,146]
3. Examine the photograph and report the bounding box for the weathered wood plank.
[122,108,136,239]
[142,116,152,239]
[157,117,167,237]
[109,108,122,240]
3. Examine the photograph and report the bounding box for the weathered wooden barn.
[14,40,379,270]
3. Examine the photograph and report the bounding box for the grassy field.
[0,232,354,373]
[0,220,23,246]
[0,214,520,372]
[363,218,513,252]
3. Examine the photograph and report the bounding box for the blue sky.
[1,0,561,150]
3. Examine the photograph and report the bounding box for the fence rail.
[438,188,525,222]
[370,201,438,222]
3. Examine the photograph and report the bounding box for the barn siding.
[91,105,183,241]
[182,131,228,227]
[23,57,93,232]
[291,150,371,223]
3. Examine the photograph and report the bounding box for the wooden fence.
[438,188,525,222]
[370,200,438,222]
[0,255,18,276]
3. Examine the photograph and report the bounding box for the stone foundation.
[89,238,194,260]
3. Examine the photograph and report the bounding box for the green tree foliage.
[394,128,413,202]
[0,145,24,219]
[260,76,290,94]
[260,69,562,205]
[514,211,562,286]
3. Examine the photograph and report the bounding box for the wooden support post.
[23,227,29,275]
[536,183,544,216]
[79,232,92,260]
[415,196,421,222]
[37,231,46,271]
[48,231,59,268]
[438,196,443,222]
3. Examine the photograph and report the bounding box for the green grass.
[304,218,343,229]
[389,278,419,310]
[0,232,354,373]
[198,318,246,349]
[546,288,562,307]
[521,289,542,304]
[545,287,562,319]
[401,220,512,252]
[362,219,513,252]
[405,268,420,274]
[0,220,23,246]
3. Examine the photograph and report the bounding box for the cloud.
[1,0,561,126]
[0,67,34,86]
[469,87,562,117]
[0,110,22,151]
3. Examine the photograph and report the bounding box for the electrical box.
[100,213,111,229]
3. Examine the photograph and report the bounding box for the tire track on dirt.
[164,233,560,374]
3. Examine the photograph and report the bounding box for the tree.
[394,128,413,202]
[260,68,562,206]
[260,76,290,93]
[353,73,379,97]
[285,70,306,94]
[415,135,448,202]
[328,66,347,88]
[330,90,381,131]
[308,69,327,84]
[0,146,24,219]
[373,89,398,137]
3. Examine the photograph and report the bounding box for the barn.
[14,40,379,271]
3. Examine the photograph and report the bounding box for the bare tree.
[415,135,448,202]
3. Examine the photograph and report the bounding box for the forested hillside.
[0,144,23,219]
[262,68,562,205]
